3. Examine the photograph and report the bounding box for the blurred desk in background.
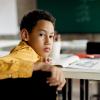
[0,40,19,56]
[0,40,19,48]
[0,40,20,51]
[61,40,88,54]
[0,51,9,57]
[62,59,100,100]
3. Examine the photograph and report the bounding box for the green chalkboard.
[37,0,100,33]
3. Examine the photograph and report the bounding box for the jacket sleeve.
[0,56,33,79]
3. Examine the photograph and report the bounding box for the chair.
[86,41,100,100]
[0,71,57,100]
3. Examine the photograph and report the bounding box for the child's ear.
[20,29,29,41]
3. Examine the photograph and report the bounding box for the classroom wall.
[0,0,18,35]
[0,0,36,39]
[17,0,36,26]
[0,0,100,41]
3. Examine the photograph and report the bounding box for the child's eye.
[49,35,54,38]
[39,33,44,36]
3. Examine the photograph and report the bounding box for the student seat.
[0,71,57,100]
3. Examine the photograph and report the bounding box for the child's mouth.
[44,47,50,52]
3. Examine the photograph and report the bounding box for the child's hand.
[41,57,52,64]
[46,66,66,91]
[33,57,52,71]
[33,57,66,91]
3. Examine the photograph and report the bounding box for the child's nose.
[45,36,50,45]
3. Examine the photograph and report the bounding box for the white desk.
[0,51,9,57]
[56,54,100,80]
[62,66,100,100]
[62,68,100,80]
[56,54,100,100]
[0,40,19,48]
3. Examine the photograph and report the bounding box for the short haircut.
[20,9,56,33]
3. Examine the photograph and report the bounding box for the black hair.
[20,9,56,33]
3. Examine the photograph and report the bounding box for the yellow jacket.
[0,41,40,79]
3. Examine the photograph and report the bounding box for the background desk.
[0,40,19,48]
[62,68,100,100]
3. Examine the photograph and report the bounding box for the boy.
[0,9,66,99]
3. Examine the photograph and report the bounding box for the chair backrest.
[86,42,100,54]
[0,71,57,100]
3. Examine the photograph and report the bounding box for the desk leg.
[80,80,89,100]
[62,79,72,100]
[68,79,72,100]
[80,79,84,100]
[62,79,89,100]
[85,80,89,100]
[62,82,67,100]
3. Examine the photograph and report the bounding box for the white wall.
[0,0,18,35]
[0,0,36,35]
[17,0,36,25]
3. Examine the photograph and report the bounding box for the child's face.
[28,20,55,58]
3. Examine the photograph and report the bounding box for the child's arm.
[0,57,66,90]
[0,58,34,79]
[33,57,66,91]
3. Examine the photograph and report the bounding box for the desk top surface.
[59,54,100,80]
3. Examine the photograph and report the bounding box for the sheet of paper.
[53,54,80,67]
[68,59,100,69]
[53,54,100,69]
